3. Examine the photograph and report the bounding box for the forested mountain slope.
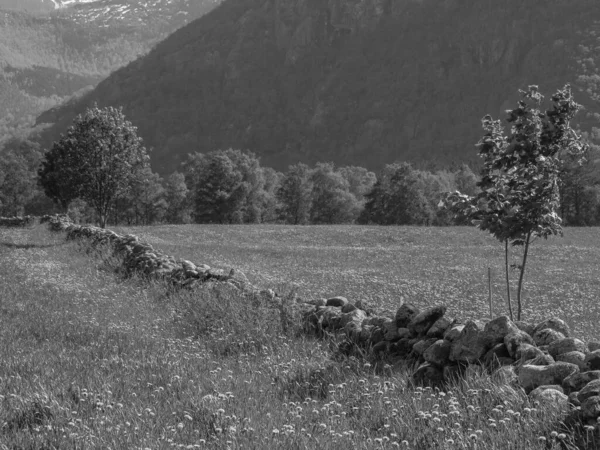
[0,0,220,145]
[35,0,600,174]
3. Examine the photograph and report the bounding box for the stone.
[483,316,520,345]
[396,328,411,340]
[522,354,555,366]
[568,391,581,407]
[383,319,399,341]
[483,343,512,369]
[443,324,465,343]
[556,352,587,370]
[372,341,389,355]
[533,328,565,347]
[341,303,357,313]
[578,380,600,403]
[514,321,535,336]
[450,320,488,364]
[515,344,545,363]
[412,362,444,387]
[413,338,439,356]
[584,350,600,370]
[530,384,564,395]
[548,338,587,358]
[426,317,453,338]
[326,296,348,307]
[317,307,343,330]
[563,371,600,394]
[588,341,600,352]
[423,340,452,367]
[408,305,447,336]
[389,338,413,358]
[534,318,571,338]
[307,298,327,307]
[529,387,569,411]
[395,303,420,328]
[492,366,518,384]
[339,309,367,330]
[518,362,579,393]
[504,330,535,358]
[581,396,600,421]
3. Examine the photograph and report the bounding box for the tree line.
[1,104,599,227]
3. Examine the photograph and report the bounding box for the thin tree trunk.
[504,240,513,321]
[516,231,532,321]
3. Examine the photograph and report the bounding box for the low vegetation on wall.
[17,213,598,431]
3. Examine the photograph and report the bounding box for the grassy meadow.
[115,225,600,341]
[0,224,599,449]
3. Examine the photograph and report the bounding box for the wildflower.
[557,433,566,440]
[550,431,558,438]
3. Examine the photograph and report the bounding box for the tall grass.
[0,226,598,449]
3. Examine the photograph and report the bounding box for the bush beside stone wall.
[6,215,600,426]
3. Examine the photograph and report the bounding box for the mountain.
[0,0,96,13]
[0,0,221,145]
[35,0,600,174]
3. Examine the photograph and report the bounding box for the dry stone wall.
[5,215,600,426]
[0,215,35,227]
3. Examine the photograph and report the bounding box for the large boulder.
[483,316,520,346]
[584,350,600,370]
[395,303,420,328]
[556,352,587,371]
[533,328,565,347]
[548,338,587,358]
[408,305,447,336]
[423,340,452,367]
[533,318,571,338]
[450,320,488,364]
[519,362,579,393]
[426,317,453,338]
[563,371,600,394]
[504,330,535,358]
[577,380,600,404]
[529,387,569,412]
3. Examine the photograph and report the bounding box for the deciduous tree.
[39,105,150,228]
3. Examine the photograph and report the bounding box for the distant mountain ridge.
[0,0,220,145]
[35,0,600,174]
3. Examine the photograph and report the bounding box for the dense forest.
[34,0,600,175]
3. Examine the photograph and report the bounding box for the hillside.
[33,0,600,174]
[0,0,220,145]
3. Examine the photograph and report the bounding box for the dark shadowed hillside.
[36,0,600,173]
